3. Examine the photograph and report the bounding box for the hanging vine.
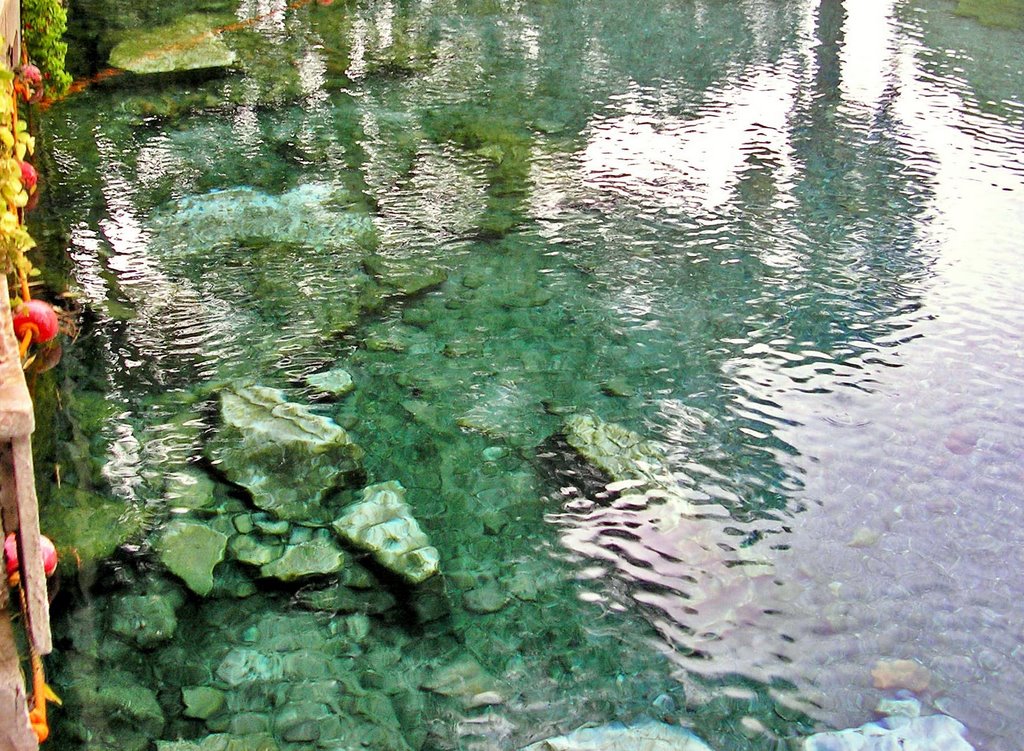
[21,0,73,98]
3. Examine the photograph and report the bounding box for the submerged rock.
[157,520,228,596]
[421,654,500,701]
[165,468,217,510]
[362,254,448,295]
[871,659,932,693]
[520,720,713,751]
[804,713,975,751]
[332,481,440,584]
[260,538,346,582]
[109,14,237,74]
[182,686,226,721]
[306,367,356,396]
[109,593,179,648]
[206,385,364,520]
[153,182,376,252]
[562,413,665,483]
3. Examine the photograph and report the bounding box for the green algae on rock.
[109,14,237,73]
[333,481,440,584]
[205,385,364,521]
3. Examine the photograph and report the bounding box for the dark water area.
[23,0,1024,749]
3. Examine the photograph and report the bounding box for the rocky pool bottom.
[36,374,979,751]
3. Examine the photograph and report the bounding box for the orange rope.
[16,579,52,743]
[49,0,322,105]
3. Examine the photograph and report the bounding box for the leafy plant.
[22,0,73,97]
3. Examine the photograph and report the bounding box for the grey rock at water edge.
[157,520,228,596]
[520,719,713,751]
[804,713,975,751]
[332,480,440,584]
[206,385,364,520]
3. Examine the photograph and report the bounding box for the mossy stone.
[109,14,237,73]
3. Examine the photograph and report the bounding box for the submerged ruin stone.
[520,720,713,751]
[206,385,364,521]
[332,481,440,584]
[157,520,228,596]
[109,14,237,74]
[562,412,665,483]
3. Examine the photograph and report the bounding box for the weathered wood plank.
[9,437,51,655]
[0,607,38,751]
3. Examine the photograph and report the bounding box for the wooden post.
[0,0,19,71]
[0,272,45,751]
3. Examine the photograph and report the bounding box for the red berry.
[12,299,59,344]
[4,533,58,577]
[20,161,38,192]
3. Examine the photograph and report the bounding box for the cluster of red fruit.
[17,63,41,204]
[11,63,60,354]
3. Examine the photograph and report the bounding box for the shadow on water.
[23,0,1024,749]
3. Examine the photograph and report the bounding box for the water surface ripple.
[34,1,1024,750]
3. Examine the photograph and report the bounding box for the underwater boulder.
[332,481,440,584]
[109,14,237,74]
[520,720,713,751]
[205,385,364,521]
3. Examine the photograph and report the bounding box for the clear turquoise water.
[26,0,1024,749]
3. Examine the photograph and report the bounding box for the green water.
[23,0,1024,749]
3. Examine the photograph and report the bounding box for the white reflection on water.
[580,54,807,214]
